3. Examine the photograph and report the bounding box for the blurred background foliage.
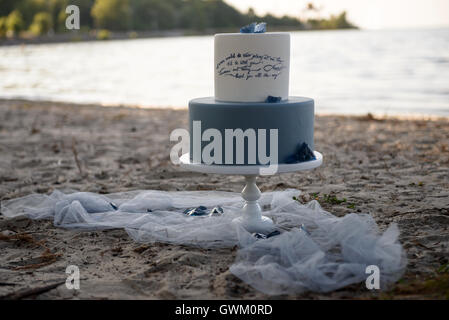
[0,0,356,38]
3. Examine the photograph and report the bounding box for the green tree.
[29,11,53,35]
[6,10,24,35]
[46,0,67,32]
[0,0,357,37]
[16,0,49,28]
[0,0,21,17]
[334,11,354,29]
[91,0,131,30]
[204,0,244,28]
[245,7,257,24]
[130,0,175,31]
[179,0,208,31]
[0,16,7,37]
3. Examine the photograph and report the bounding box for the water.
[1,28,448,116]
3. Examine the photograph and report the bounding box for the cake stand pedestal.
[179,152,323,234]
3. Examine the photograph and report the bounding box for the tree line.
[0,0,357,38]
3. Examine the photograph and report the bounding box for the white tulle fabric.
[1,189,406,294]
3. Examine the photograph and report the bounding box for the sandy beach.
[0,99,448,299]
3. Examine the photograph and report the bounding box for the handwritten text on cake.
[216,52,285,80]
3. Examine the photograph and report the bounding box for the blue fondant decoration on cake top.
[240,22,266,33]
[285,142,316,164]
[265,96,282,103]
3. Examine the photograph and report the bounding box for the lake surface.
[1,28,448,116]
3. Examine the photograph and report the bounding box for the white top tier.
[214,32,290,103]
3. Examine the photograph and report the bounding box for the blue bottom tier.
[189,97,314,165]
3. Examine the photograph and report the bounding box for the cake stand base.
[233,175,274,234]
[179,152,323,234]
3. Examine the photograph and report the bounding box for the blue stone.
[266,230,281,238]
[252,230,281,240]
[300,223,311,235]
[183,205,208,216]
[209,206,224,216]
[252,233,267,239]
[265,96,282,103]
[240,22,266,33]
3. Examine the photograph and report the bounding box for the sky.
[226,0,449,29]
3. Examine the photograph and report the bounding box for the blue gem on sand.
[183,206,224,216]
[183,205,208,216]
[209,206,224,217]
[266,230,281,238]
[300,224,310,236]
[252,233,267,239]
[240,22,266,34]
[252,230,281,240]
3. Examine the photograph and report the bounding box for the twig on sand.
[13,248,62,271]
[0,280,66,300]
[0,233,61,270]
[0,282,17,286]
[0,232,40,245]
[71,137,84,178]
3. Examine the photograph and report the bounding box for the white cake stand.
[179,151,323,234]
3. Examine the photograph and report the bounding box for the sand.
[0,99,448,299]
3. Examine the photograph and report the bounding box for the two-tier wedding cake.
[189,24,315,166]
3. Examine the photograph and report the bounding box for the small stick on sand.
[0,280,66,300]
[71,137,84,178]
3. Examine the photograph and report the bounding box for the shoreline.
[0,26,361,47]
[0,99,448,299]
[1,98,448,121]
[0,26,353,47]
[2,26,446,48]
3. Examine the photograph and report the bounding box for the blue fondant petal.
[265,96,282,103]
[286,142,316,163]
[240,22,256,33]
[254,22,266,33]
[240,22,266,34]
[297,142,316,162]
